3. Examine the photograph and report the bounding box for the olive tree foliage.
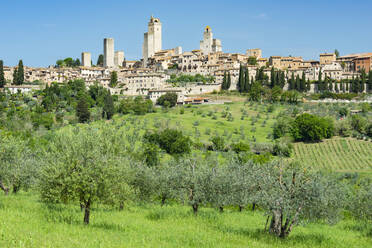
[0,135,37,195]
[175,156,215,215]
[349,180,372,222]
[39,126,135,224]
[252,161,345,238]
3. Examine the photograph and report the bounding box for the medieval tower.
[143,16,162,66]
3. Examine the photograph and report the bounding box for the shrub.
[291,113,334,142]
[156,93,178,107]
[144,129,191,156]
[211,136,225,151]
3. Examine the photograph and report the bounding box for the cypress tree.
[355,76,359,93]
[328,78,333,92]
[241,68,246,93]
[318,69,322,92]
[16,60,24,85]
[360,70,366,93]
[346,79,349,92]
[295,75,300,91]
[0,60,5,88]
[227,72,231,90]
[76,96,91,123]
[280,71,285,89]
[244,68,250,93]
[300,71,306,92]
[335,82,339,93]
[306,79,311,92]
[270,67,275,88]
[237,64,243,93]
[13,67,18,85]
[340,81,344,92]
[368,71,372,93]
[221,71,227,90]
[290,72,295,90]
[102,91,115,120]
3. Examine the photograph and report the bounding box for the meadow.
[1,192,372,248]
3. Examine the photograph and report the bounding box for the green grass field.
[293,137,372,173]
[1,192,372,248]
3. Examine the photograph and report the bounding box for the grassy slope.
[1,193,371,248]
[113,102,280,143]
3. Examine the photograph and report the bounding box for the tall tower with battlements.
[200,26,222,55]
[143,16,162,66]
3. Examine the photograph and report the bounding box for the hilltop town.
[1,16,371,102]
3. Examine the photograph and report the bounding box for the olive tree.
[39,126,130,224]
[0,135,36,195]
[176,156,214,215]
[252,161,345,238]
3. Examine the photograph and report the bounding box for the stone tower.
[81,52,91,67]
[104,38,115,67]
[200,26,222,55]
[143,16,162,66]
[114,51,125,67]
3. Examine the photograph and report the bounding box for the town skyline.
[1,0,372,67]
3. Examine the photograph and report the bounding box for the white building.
[143,16,162,66]
[200,26,222,55]
[104,38,115,67]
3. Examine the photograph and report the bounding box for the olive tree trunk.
[83,199,91,225]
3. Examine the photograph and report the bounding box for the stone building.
[200,26,222,55]
[104,38,115,67]
[319,53,336,65]
[143,16,162,66]
[246,49,262,59]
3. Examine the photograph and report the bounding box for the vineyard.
[293,137,372,172]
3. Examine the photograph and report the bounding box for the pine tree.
[0,60,5,88]
[12,67,18,85]
[76,96,91,123]
[16,60,24,85]
[102,91,115,120]
[97,54,104,67]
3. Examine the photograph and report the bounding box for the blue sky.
[1,0,371,67]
